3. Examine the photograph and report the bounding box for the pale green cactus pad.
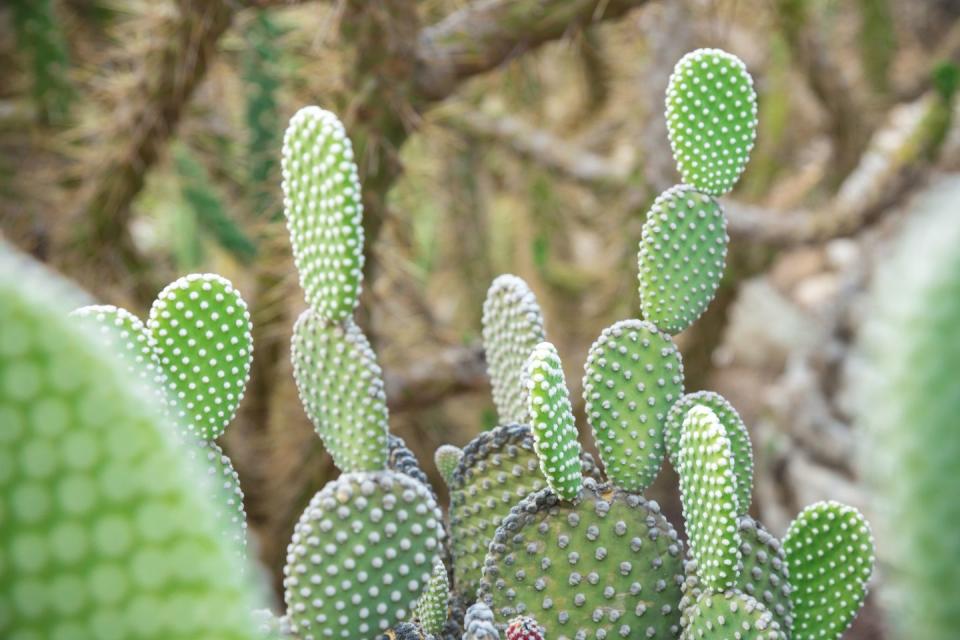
[417,560,450,636]
[70,304,163,391]
[283,471,445,639]
[666,391,753,513]
[637,186,727,335]
[191,439,248,555]
[479,479,685,640]
[681,590,785,640]
[148,273,253,440]
[582,319,684,493]
[526,341,583,501]
[0,245,263,640]
[665,48,758,195]
[482,274,547,424]
[282,106,365,322]
[435,444,464,487]
[291,309,388,472]
[784,501,874,640]
[678,405,742,591]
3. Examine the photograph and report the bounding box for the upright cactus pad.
[665,49,758,195]
[783,502,874,640]
[637,186,727,335]
[190,440,249,554]
[70,304,163,391]
[417,560,450,636]
[0,245,263,639]
[283,471,445,639]
[282,106,365,322]
[464,602,501,640]
[526,342,583,501]
[677,405,742,591]
[435,444,464,487]
[666,391,753,514]
[582,319,684,493]
[482,275,547,424]
[480,479,685,640]
[505,616,545,640]
[148,273,253,440]
[291,309,389,472]
[681,590,785,640]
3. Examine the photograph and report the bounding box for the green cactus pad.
[681,590,785,640]
[283,470,445,639]
[148,273,253,440]
[526,342,583,501]
[418,560,450,636]
[482,275,547,424]
[479,479,685,640]
[637,186,727,335]
[70,305,163,391]
[678,405,742,591]
[435,444,465,487]
[666,391,753,514]
[665,48,758,195]
[191,440,248,555]
[784,501,875,640]
[0,245,263,639]
[291,309,388,472]
[582,319,684,493]
[282,106,365,322]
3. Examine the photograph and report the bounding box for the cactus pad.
[190,439,248,555]
[666,391,753,514]
[505,616,545,640]
[388,433,436,503]
[376,622,430,640]
[148,273,253,440]
[665,49,758,195]
[70,304,163,391]
[582,319,684,493]
[418,560,450,636]
[784,501,874,640]
[482,275,547,424]
[283,470,445,639]
[435,444,464,487]
[291,309,388,472]
[282,106,364,322]
[681,590,785,640]
[465,602,501,640]
[678,405,742,591]
[526,341,583,501]
[637,186,727,334]
[480,479,685,640]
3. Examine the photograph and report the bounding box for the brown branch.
[383,344,488,413]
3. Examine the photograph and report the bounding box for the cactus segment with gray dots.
[783,502,874,640]
[282,106,365,322]
[582,318,685,493]
[681,590,785,640]
[435,444,465,488]
[418,560,451,636]
[665,48,758,195]
[637,186,727,335]
[464,602,501,640]
[479,479,685,640]
[482,275,547,425]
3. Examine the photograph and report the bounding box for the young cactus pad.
[526,341,583,501]
[148,273,253,440]
[434,443,464,487]
[291,309,389,472]
[665,48,758,195]
[282,106,365,322]
[417,560,450,636]
[479,478,685,640]
[70,304,163,390]
[681,590,785,640]
[637,186,727,335]
[0,244,263,639]
[666,390,753,514]
[482,275,547,424]
[464,602,501,640]
[678,405,742,591]
[783,501,875,640]
[582,319,684,493]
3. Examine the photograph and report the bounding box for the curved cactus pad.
[665,48,758,195]
[784,501,874,640]
[70,304,163,390]
[190,440,248,556]
[506,616,545,640]
[526,342,583,500]
[681,590,785,640]
[282,106,365,322]
[148,273,253,440]
[417,560,450,636]
[583,319,684,493]
[0,246,262,639]
[480,479,685,640]
[678,405,742,591]
[465,602,501,640]
[666,391,753,513]
[482,275,547,424]
[283,470,445,638]
[291,309,388,472]
[435,444,464,487]
[387,433,436,503]
[637,186,727,334]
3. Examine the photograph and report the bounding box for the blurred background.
[3,1,960,637]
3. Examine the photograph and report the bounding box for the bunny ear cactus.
[434,444,464,488]
[70,304,164,392]
[418,560,451,637]
[682,591,785,640]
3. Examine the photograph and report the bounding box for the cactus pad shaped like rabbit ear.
[71,304,164,390]
[416,560,450,637]
[681,590,786,640]
[666,48,758,195]
[282,106,365,322]
[526,341,583,500]
[784,501,875,640]
[434,443,464,487]
[678,405,742,591]
[148,273,253,440]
